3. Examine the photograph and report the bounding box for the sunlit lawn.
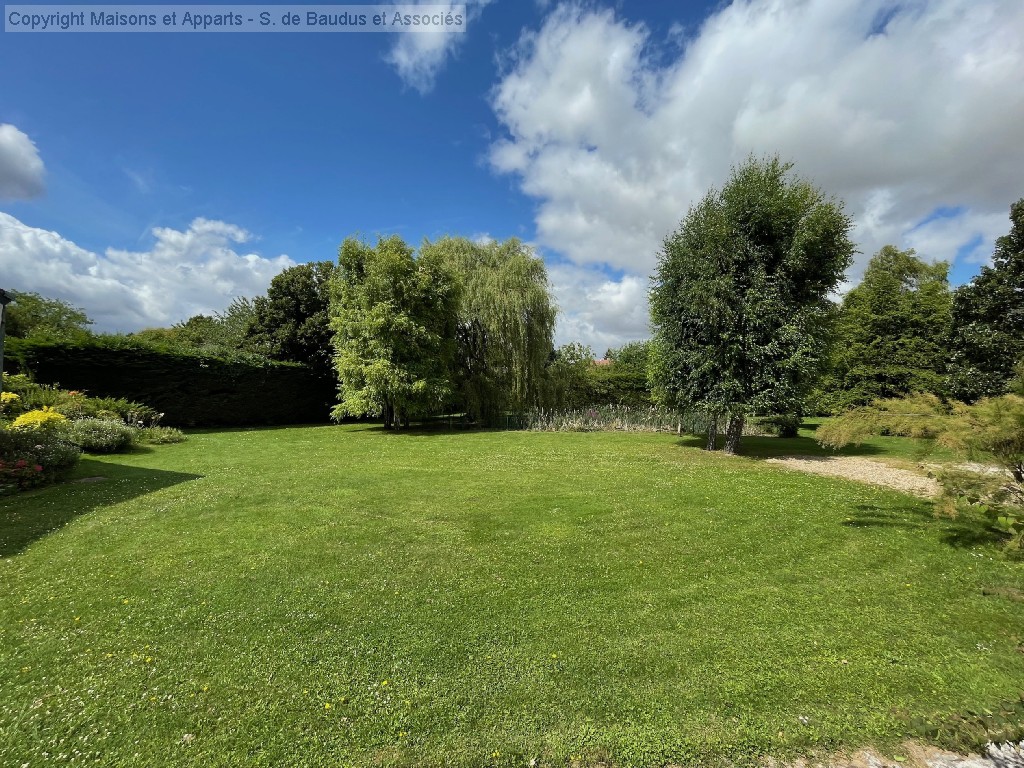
[1,425,1022,767]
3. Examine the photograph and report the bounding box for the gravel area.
[765,742,1024,768]
[764,455,941,498]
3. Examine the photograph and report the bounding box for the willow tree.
[650,156,854,454]
[421,237,557,424]
[329,236,459,429]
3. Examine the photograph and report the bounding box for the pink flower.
[34,465,43,472]
[15,459,27,468]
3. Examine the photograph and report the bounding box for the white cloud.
[490,0,1024,346]
[0,124,46,200]
[0,212,295,331]
[549,262,649,353]
[385,1,490,93]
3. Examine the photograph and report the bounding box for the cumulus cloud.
[549,262,649,352]
[490,0,1024,347]
[385,1,491,93]
[0,124,46,200]
[0,212,295,331]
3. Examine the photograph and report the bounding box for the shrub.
[53,394,161,426]
[11,407,70,432]
[68,418,136,453]
[134,426,187,445]
[753,414,803,438]
[0,427,80,494]
[0,391,25,418]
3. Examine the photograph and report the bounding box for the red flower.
[15,459,28,468]
[34,465,43,472]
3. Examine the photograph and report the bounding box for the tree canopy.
[420,237,557,424]
[947,199,1024,402]
[4,290,93,342]
[249,261,336,378]
[821,246,951,411]
[650,156,854,453]
[330,236,459,429]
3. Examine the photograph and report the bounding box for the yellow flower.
[324,702,332,710]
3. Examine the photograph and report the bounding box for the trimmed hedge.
[7,337,335,427]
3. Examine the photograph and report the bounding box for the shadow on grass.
[0,458,202,557]
[842,501,1005,550]
[674,434,887,458]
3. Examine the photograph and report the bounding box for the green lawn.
[1,425,1022,767]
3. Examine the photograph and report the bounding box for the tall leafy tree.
[650,157,854,453]
[249,261,336,377]
[152,297,262,355]
[5,291,92,341]
[823,246,951,410]
[947,199,1024,402]
[421,237,557,424]
[330,236,459,429]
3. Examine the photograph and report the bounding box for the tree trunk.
[705,414,719,451]
[724,413,745,455]
[383,402,394,430]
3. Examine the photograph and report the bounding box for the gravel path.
[764,455,941,498]
[768,742,1024,768]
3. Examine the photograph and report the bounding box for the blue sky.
[2,0,1023,349]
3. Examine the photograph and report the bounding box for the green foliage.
[67,418,137,453]
[53,394,160,427]
[585,367,652,408]
[11,407,70,431]
[1,373,161,426]
[249,261,337,378]
[3,290,93,341]
[524,404,709,433]
[947,199,1024,401]
[0,392,24,419]
[816,393,951,449]
[422,237,557,424]
[752,413,803,438]
[7,336,333,427]
[330,236,459,428]
[940,394,1024,483]
[818,393,1024,552]
[822,246,951,412]
[134,426,187,445]
[545,342,595,409]
[650,156,854,453]
[129,297,267,359]
[0,425,80,494]
[606,340,652,375]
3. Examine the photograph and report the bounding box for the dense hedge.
[7,338,335,427]
[582,368,652,408]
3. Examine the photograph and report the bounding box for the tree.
[249,262,336,378]
[5,291,92,341]
[822,246,951,411]
[607,340,651,375]
[546,343,595,410]
[158,297,262,355]
[420,237,557,424]
[650,156,854,454]
[947,199,1024,402]
[330,236,459,429]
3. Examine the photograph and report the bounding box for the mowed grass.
[1,426,1023,767]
